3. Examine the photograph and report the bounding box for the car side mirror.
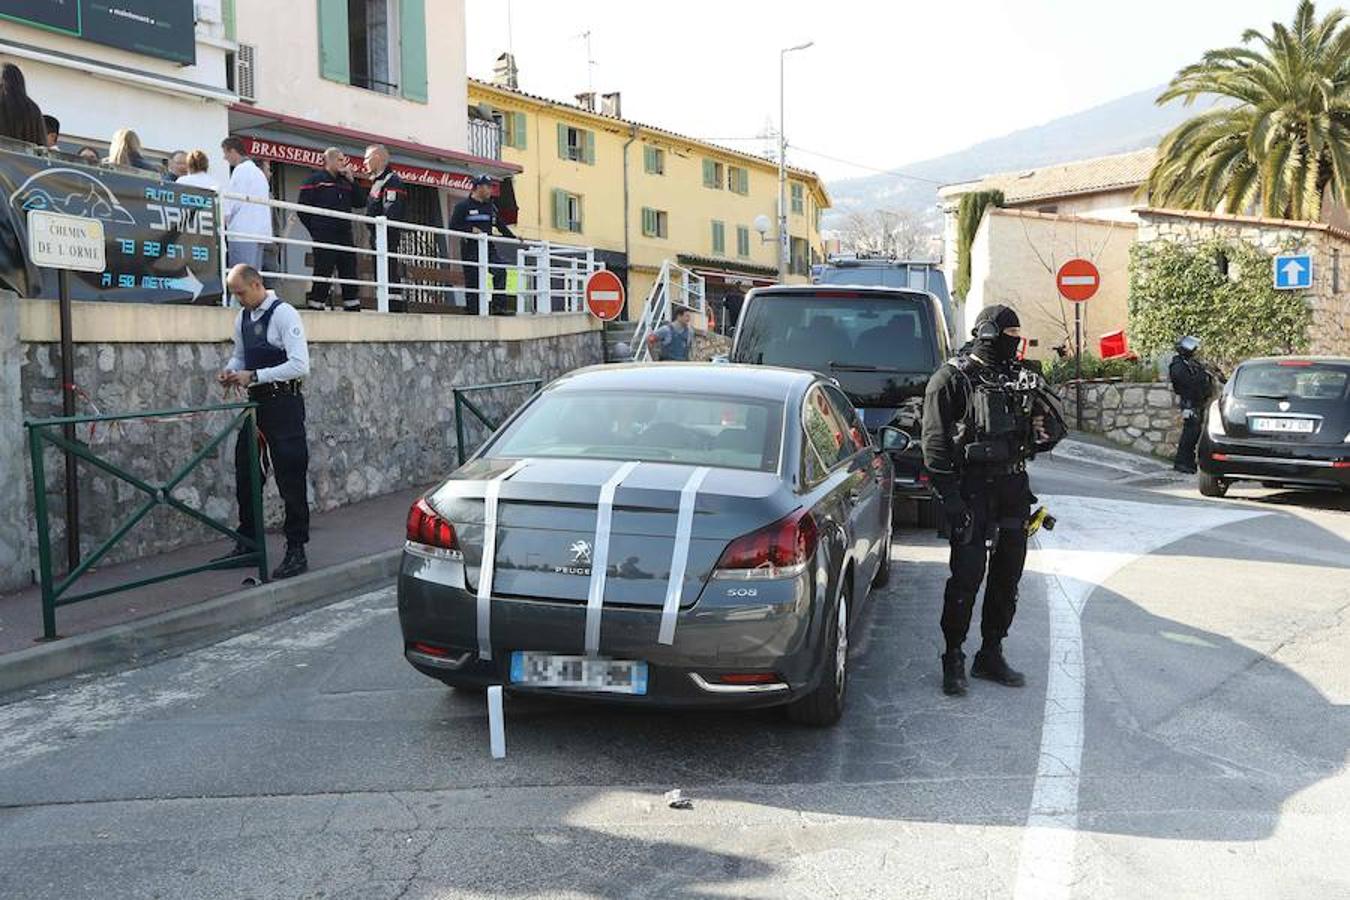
[879,426,911,454]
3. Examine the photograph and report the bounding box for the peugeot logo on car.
[570,541,592,564]
[553,540,593,575]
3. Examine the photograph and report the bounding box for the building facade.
[468,78,831,317]
[0,1,235,183]
[229,0,516,306]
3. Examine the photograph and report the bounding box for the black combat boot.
[941,650,968,696]
[971,645,1026,687]
[271,544,308,580]
[210,542,255,569]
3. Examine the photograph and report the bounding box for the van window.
[735,292,937,374]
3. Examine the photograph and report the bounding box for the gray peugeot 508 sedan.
[397,364,903,725]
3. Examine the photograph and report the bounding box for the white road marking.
[1012,495,1263,900]
[0,588,393,771]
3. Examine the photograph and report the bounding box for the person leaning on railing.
[221,136,273,271]
[449,174,517,314]
[212,264,312,580]
[298,148,363,312]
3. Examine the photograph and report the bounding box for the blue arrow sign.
[1273,253,1313,290]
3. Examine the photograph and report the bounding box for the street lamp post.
[778,41,813,281]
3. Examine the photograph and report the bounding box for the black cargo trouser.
[1174,407,1201,470]
[235,393,310,548]
[941,470,1032,652]
[461,240,506,314]
[309,243,359,309]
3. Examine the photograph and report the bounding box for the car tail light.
[407,498,461,557]
[1211,452,1229,461]
[1277,359,1313,367]
[409,641,450,657]
[713,508,818,580]
[1333,461,1350,469]
[717,672,781,684]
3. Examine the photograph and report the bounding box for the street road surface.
[0,455,1346,899]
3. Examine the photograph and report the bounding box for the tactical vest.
[951,357,1035,467]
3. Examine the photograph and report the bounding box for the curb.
[0,549,402,696]
[1051,436,1172,477]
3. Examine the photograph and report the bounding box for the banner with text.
[0,148,222,304]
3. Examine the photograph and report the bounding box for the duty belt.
[966,459,1027,479]
[248,380,303,399]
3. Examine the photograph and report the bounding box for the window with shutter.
[791,182,805,214]
[317,0,350,83]
[399,0,428,102]
[737,226,750,258]
[644,145,664,175]
[510,112,527,149]
[552,189,566,231]
[712,220,726,254]
[557,122,569,160]
[702,159,723,189]
[727,166,748,195]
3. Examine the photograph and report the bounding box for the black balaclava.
[971,304,1021,364]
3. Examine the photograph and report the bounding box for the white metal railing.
[631,260,707,361]
[467,118,503,161]
[219,191,601,314]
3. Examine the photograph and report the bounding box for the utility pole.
[778,41,813,281]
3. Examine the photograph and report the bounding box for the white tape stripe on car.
[584,461,642,657]
[476,458,531,661]
[658,466,712,645]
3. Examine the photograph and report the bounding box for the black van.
[729,285,950,523]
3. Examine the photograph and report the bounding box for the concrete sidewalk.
[0,486,424,690]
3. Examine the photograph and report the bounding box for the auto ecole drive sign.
[584,269,625,321]
[1056,258,1100,302]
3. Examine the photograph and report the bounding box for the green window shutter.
[552,190,566,230]
[316,0,350,83]
[513,112,527,149]
[737,226,750,257]
[702,159,714,188]
[739,168,749,194]
[399,0,428,102]
[222,0,236,41]
[641,208,653,236]
[582,130,596,165]
[712,221,725,254]
[643,146,652,172]
[557,123,569,160]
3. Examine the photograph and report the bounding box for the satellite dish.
[753,214,771,236]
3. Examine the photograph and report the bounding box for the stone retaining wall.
[5,301,602,586]
[1055,381,1181,458]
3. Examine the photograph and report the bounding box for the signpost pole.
[1074,300,1083,431]
[58,269,80,571]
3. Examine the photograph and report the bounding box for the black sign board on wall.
[0,147,222,303]
[0,1,197,65]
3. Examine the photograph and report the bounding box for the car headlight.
[1206,400,1225,437]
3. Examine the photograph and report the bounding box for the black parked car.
[728,285,950,525]
[398,364,903,726]
[1198,356,1350,496]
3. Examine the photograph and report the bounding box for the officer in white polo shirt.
[213,264,311,579]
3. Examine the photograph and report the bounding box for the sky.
[466,0,1294,182]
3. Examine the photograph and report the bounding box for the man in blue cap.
[449,174,517,314]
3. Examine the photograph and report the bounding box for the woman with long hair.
[0,63,46,146]
[104,128,158,172]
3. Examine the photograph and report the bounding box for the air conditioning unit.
[235,43,257,103]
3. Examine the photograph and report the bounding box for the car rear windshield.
[485,390,785,472]
[1233,362,1349,401]
[733,291,938,374]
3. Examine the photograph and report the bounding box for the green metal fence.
[24,402,268,641]
[452,378,542,465]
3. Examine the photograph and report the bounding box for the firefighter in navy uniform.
[363,144,409,310]
[1169,335,1217,474]
[449,174,517,314]
[213,264,312,580]
[297,148,362,311]
[921,305,1066,696]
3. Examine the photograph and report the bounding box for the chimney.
[492,52,519,89]
[574,92,596,112]
[600,92,622,118]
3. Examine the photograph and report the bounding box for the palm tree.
[1148,1,1350,221]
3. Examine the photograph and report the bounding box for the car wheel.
[1198,471,1229,497]
[873,521,893,589]
[787,575,849,727]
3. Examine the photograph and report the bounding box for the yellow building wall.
[470,83,827,318]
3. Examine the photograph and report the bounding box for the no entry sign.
[1057,258,1100,303]
[585,269,626,321]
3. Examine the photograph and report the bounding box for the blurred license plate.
[510,652,648,695]
[1250,417,1315,434]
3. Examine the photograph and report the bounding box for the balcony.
[468,118,503,161]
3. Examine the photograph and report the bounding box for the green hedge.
[1041,352,1159,385]
[1128,238,1311,369]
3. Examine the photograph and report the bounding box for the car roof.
[1236,356,1350,367]
[551,362,817,401]
[747,284,933,299]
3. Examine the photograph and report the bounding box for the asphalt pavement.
[0,452,1346,899]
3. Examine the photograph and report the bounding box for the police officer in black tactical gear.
[213,264,312,580]
[449,174,517,314]
[922,304,1066,696]
[1169,335,1216,474]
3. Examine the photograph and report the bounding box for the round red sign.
[584,269,626,321]
[1056,258,1100,302]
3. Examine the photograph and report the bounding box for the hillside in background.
[822,85,1212,230]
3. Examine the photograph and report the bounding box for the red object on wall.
[1099,330,1128,359]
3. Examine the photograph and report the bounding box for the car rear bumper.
[396,551,830,708]
[1198,435,1350,489]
